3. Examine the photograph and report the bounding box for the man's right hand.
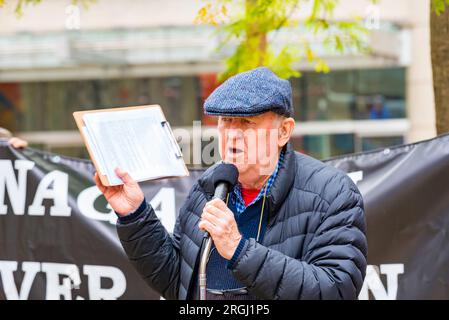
[94,167,145,216]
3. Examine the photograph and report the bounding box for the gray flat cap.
[204,67,293,117]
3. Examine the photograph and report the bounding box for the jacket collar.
[266,142,296,222]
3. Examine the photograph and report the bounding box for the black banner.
[1,134,449,300]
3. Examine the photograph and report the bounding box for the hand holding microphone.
[199,198,242,260]
[198,163,240,260]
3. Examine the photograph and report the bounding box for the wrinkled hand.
[199,198,242,260]
[94,167,144,216]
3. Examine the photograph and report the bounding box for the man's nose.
[226,128,244,140]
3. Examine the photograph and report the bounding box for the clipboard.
[73,104,188,186]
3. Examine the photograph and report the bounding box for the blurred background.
[0,0,437,164]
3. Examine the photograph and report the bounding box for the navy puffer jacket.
[116,143,368,299]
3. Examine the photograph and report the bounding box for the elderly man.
[94,67,367,300]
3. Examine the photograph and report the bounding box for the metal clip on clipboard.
[161,120,183,159]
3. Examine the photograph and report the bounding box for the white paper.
[83,107,187,185]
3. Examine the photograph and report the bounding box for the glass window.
[291,68,406,121]
[14,76,201,132]
[291,134,355,160]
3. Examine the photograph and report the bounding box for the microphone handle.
[203,183,229,240]
[213,183,229,201]
[199,182,230,300]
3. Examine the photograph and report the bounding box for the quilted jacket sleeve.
[229,179,368,300]
[115,185,198,300]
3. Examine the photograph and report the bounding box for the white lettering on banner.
[149,187,176,233]
[0,261,127,300]
[0,160,34,215]
[0,160,176,229]
[41,263,81,300]
[77,185,117,224]
[0,160,71,216]
[358,264,404,300]
[347,170,363,184]
[0,261,40,300]
[28,171,71,216]
[83,265,126,300]
[77,186,176,229]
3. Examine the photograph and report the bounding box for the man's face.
[217,111,283,176]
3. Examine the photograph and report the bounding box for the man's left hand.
[199,198,242,260]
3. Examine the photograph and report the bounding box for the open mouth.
[228,147,243,154]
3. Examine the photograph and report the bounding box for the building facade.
[0,0,436,162]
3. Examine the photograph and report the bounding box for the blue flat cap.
[204,67,293,117]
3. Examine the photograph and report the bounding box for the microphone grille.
[212,163,239,188]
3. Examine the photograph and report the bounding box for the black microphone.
[212,163,239,199]
[199,163,239,300]
[204,163,239,239]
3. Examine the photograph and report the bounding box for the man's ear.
[278,117,295,148]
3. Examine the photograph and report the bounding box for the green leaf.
[196,0,373,81]
[432,0,449,15]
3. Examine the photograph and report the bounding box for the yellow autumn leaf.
[306,47,315,62]
[315,60,330,73]
[197,7,207,18]
[221,4,227,16]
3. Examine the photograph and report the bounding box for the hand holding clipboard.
[73,104,188,187]
[73,104,189,215]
